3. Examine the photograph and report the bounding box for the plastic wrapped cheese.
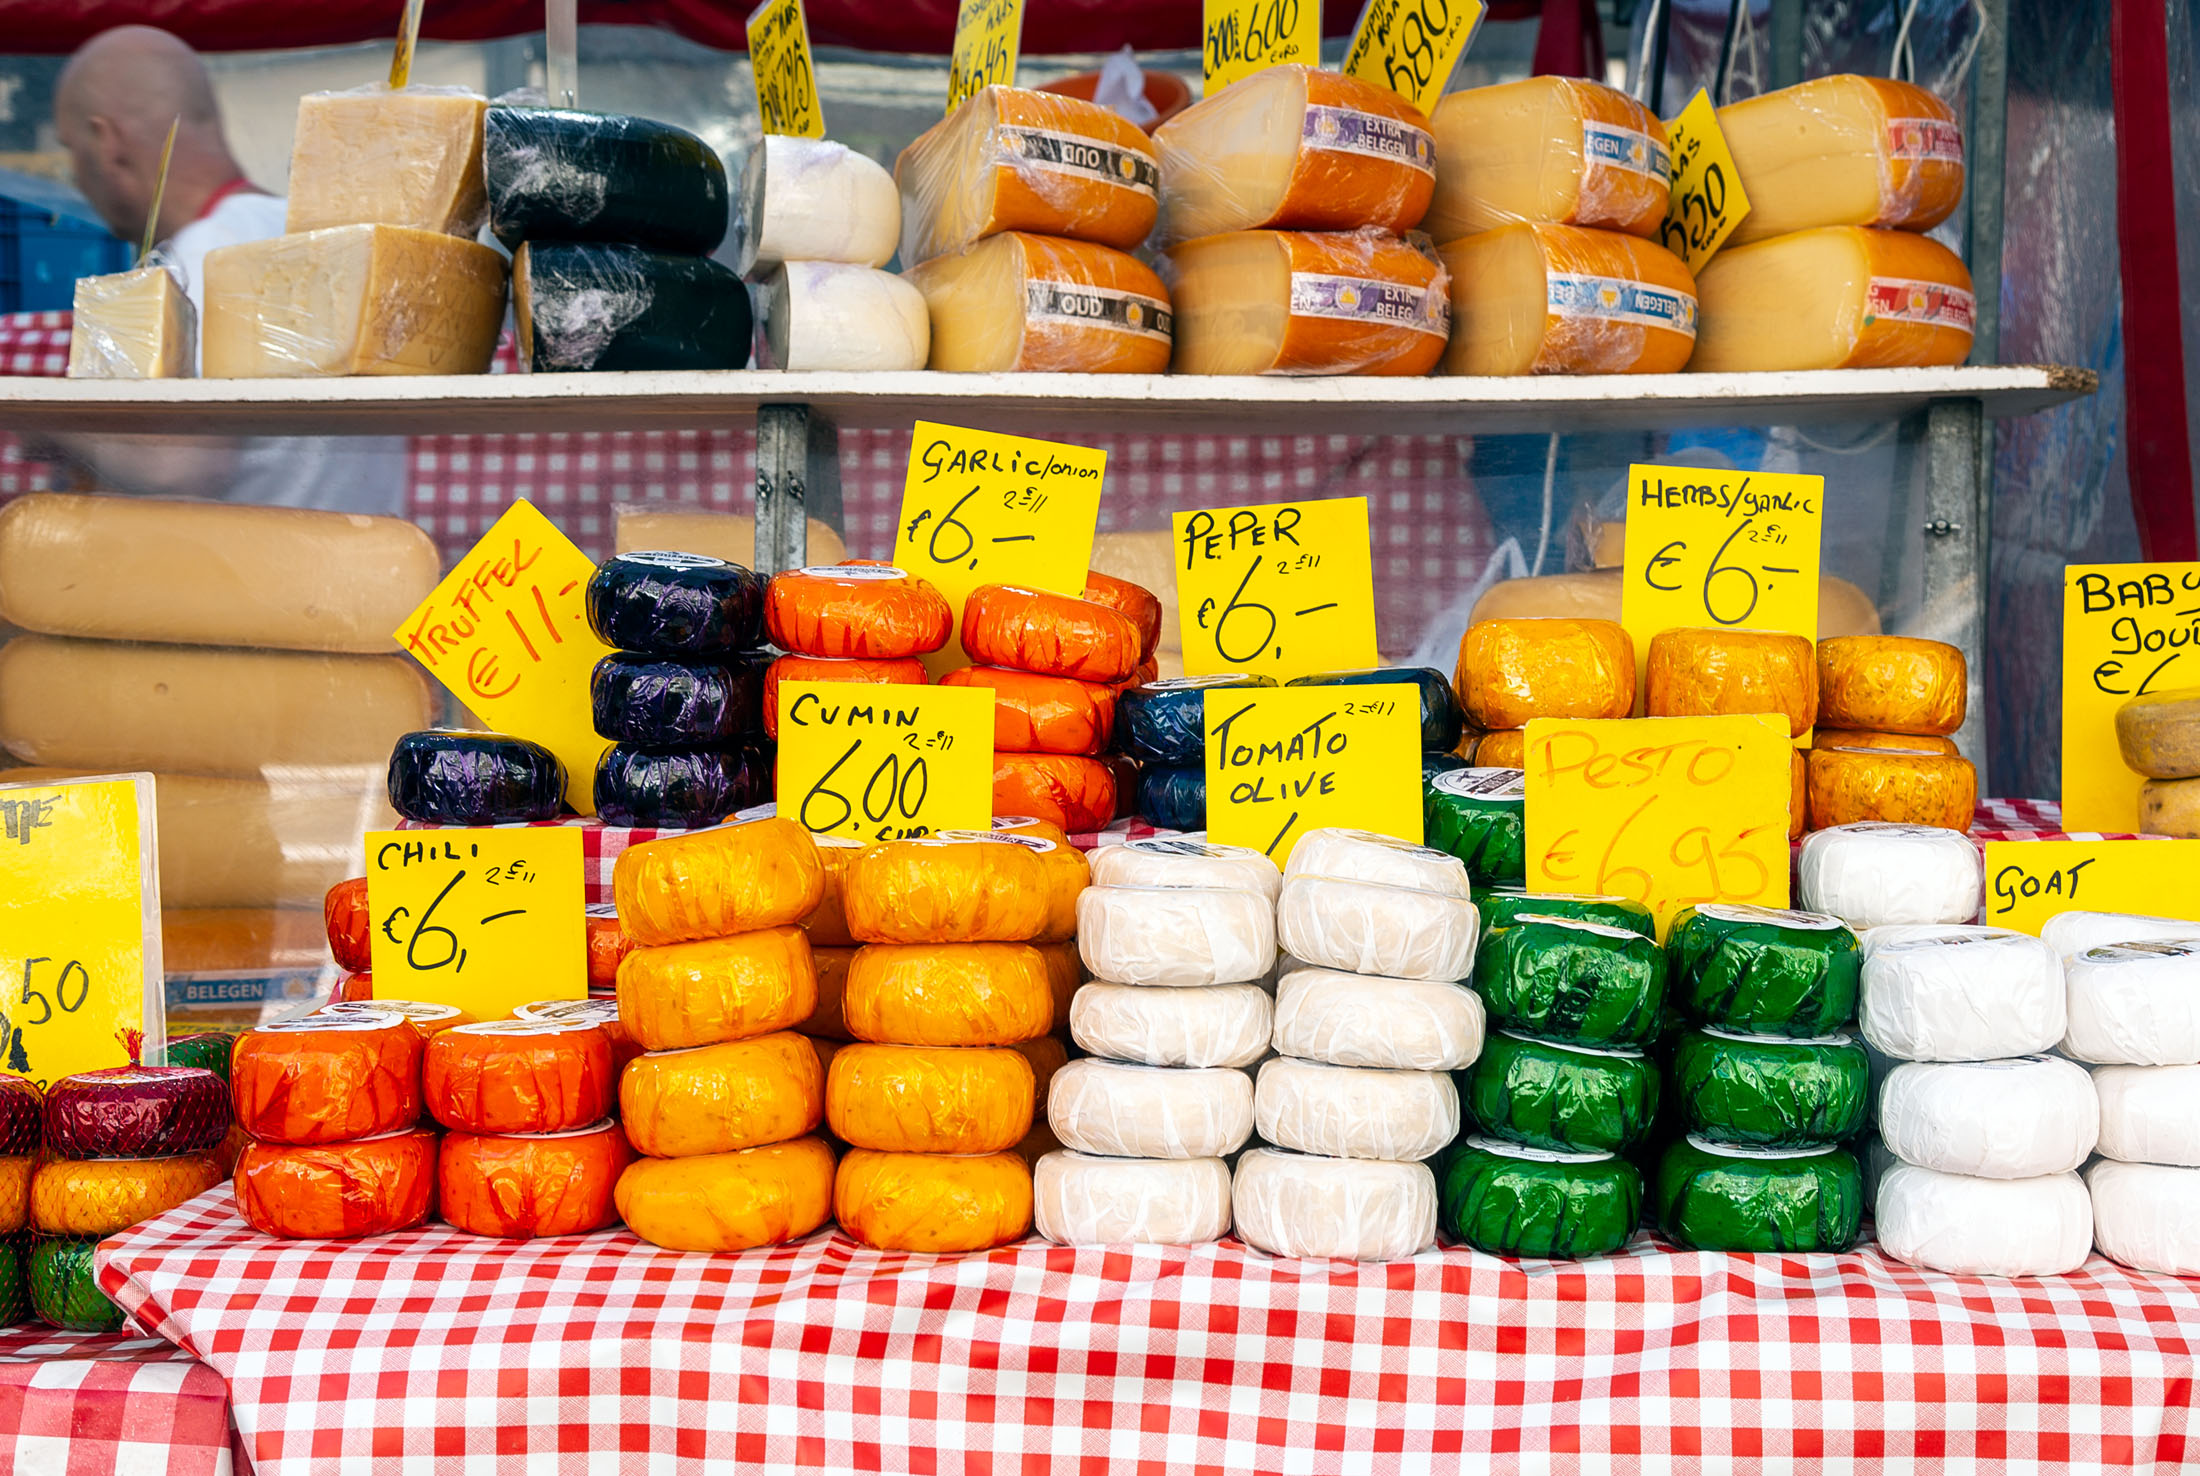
[1425,77,1671,242]
[1645,628,1817,737]
[1232,1148,1437,1262]
[905,232,1174,374]
[68,263,195,378]
[591,652,765,746]
[2092,1064,2200,1165]
[1034,1151,1233,1247]
[1453,618,1634,730]
[763,654,928,739]
[422,1021,614,1136]
[1465,1032,1659,1154]
[1081,571,1163,663]
[1423,769,1527,887]
[2065,942,2200,1065]
[962,584,1143,685]
[1115,674,1274,764]
[616,926,817,1051]
[1796,823,1981,929]
[1717,75,1964,245]
[940,667,1117,756]
[233,1126,438,1240]
[28,1153,224,1237]
[1668,905,1860,1037]
[1857,925,2063,1060]
[1438,1137,1642,1259]
[388,729,565,824]
[513,997,639,1074]
[993,754,1118,835]
[735,134,899,275]
[27,1238,121,1331]
[1692,226,1974,373]
[594,740,768,828]
[825,1043,1033,1154]
[588,551,766,659]
[616,1137,836,1252]
[1047,1058,1253,1159]
[1474,889,1654,938]
[287,84,489,236]
[1077,885,1276,986]
[1087,837,1282,900]
[1805,746,1976,831]
[622,1033,826,1157]
[1651,1137,1862,1253]
[842,942,1053,1046]
[1270,967,1484,1071]
[1283,827,1472,899]
[767,564,954,661]
[520,240,754,371]
[844,836,1050,944]
[2042,910,2200,962]
[1067,982,1272,1068]
[1815,635,1966,736]
[1877,1164,2091,1277]
[1167,228,1449,377]
[1277,876,1478,982]
[614,817,825,947]
[322,999,472,1036]
[232,1017,423,1145]
[0,1077,41,1157]
[1472,916,1665,1047]
[484,107,728,253]
[1878,1056,2097,1178]
[1440,224,1697,377]
[1254,1056,1459,1162]
[972,821,1087,942]
[43,1066,229,1158]
[834,1147,1033,1253]
[2087,1160,2200,1275]
[438,1121,633,1239]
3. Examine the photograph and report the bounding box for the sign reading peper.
[775,681,994,841]
[1203,684,1423,862]
[2060,563,2200,833]
[1173,497,1379,683]
[1658,89,1751,271]
[1982,838,2200,935]
[1342,0,1489,114]
[366,826,586,1021]
[1204,0,1322,93]
[747,0,823,138]
[946,0,1023,110]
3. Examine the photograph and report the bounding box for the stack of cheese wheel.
[1424,767,1528,892]
[1452,616,1636,767]
[1288,666,1466,782]
[763,563,952,758]
[323,873,373,1002]
[1807,636,1974,831]
[2116,687,2200,837]
[609,817,836,1252]
[1425,76,1696,377]
[1115,674,1274,830]
[897,87,1171,373]
[1651,906,1867,1254]
[1155,67,1448,376]
[1693,76,1973,373]
[0,1079,33,1325]
[1643,625,1813,840]
[1040,838,1279,1246]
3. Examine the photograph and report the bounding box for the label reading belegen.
[1203,685,1423,863]
[1548,274,1698,335]
[1583,121,1672,182]
[1289,273,1451,338]
[1300,106,1436,173]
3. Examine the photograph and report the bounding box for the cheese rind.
[286,85,489,237]
[1440,223,1696,377]
[1167,229,1449,377]
[1426,77,1672,243]
[762,262,929,372]
[615,1138,835,1252]
[904,232,1173,374]
[2117,687,2200,780]
[1878,1057,2099,1179]
[834,1148,1033,1253]
[825,1043,1034,1154]
[2140,778,2200,839]
[1692,226,1974,374]
[1717,75,1964,245]
[1876,1164,2090,1277]
[68,265,195,379]
[737,135,900,276]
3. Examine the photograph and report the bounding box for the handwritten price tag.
[1342,0,1487,113]
[946,0,1023,111]
[366,827,586,1020]
[1524,714,1790,937]
[747,0,823,138]
[1982,839,2200,935]
[1204,684,1423,862]
[1204,0,1320,94]
[1173,498,1379,682]
[1657,90,1751,271]
[775,681,994,841]
[2060,564,2200,832]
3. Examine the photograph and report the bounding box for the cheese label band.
[1865,277,1976,332]
[1298,107,1437,174]
[366,826,586,1021]
[1000,128,1161,196]
[0,774,159,1086]
[2061,562,2200,831]
[1289,274,1451,339]
[1340,0,1488,115]
[1203,0,1321,94]
[1024,281,1173,342]
[1524,713,1791,938]
[747,0,824,139]
[775,680,993,841]
[1657,89,1751,272]
[1981,839,2200,935]
[946,0,1022,111]
[1202,684,1423,863]
[1549,274,1697,335]
[394,501,613,814]
[1173,498,1379,682]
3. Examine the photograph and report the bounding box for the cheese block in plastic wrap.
[1277,875,1478,982]
[1805,746,1976,832]
[1651,1137,1862,1253]
[1254,1056,1459,1162]
[595,743,760,831]
[622,1033,826,1157]
[1453,618,1634,730]
[768,563,954,662]
[844,836,1050,944]
[825,1043,1033,1154]
[842,942,1053,1047]
[993,754,1118,834]
[736,135,899,275]
[1466,1032,1659,1154]
[1077,885,1275,986]
[513,998,638,1074]
[1670,1027,1867,1148]
[1283,827,1472,898]
[28,1153,224,1237]
[1472,916,1665,1047]
[1440,224,1697,377]
[1858,925,2063,1061]
[1668,905,1859,1037]
[2092,1064,2200,1165]
[962,822,1086,943]
[904,231,1172,374]
[287,84,488,236]
[615,1137,835,1252]
[1151,66,1434,243]
[1034,1151,1233,1247]
[1270,967,1484,1071]
[233,1127,438,1240]
[43,1066,228,1158]
[2041,910,2200,962]
[1116,674,1271,764]
[940,667,1115,755]
[1796,823,1981,930]
[1086,837,1282,900]
[1167,228,1448,376]
[515,243,751,372]
[438,1121,632,1239]
[1645,628,1817,737]
[834,1148,1033,1253]
[2087,1160,2200,1275]
[2065,942,2200,1065]
[1691,226,1974,374]
[1438,1137,1641,1258]
[588,551,767,660]
[1815,635,1966,736]
[1717,75,1964,245]
[1425,77,1671,242]
[1475,889,1655,938]
[202,224,505,377]
[68,263,195,378]
[483,107,728,254]
[1068,982,1271,1068]
[1231,1148,1436,1262]
[425,1021,615,1136]
[1877,1163,2091,1277]
[613,817,825,947]
[616,927,816,1051]
[1047,1058,1253,1159]
[1878,1056,2097,1178]
[1081,571,1163,663]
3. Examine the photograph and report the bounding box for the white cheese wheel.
[1231,1148,1438,1262]
[2065,941,2200,1065]
[1875,1164,2093,1277]
[1796,823,1981,929]
[1087,838,1282,901]
[1270,967,1486,1070]
[1076,885,1276,986]
[1275,876,1479,982]
[1047,1058,1254,1159]
[1032,1150,1233,1247]
[1858,925,2063,1060]
[2092,1064,2200,1165]
[2040,910,2200,963]
[1069,982,1272,1068]
[1877,1057,2098,1178]
[1252,1056,1460,1162]
[761,262,929,372]
[2086,1159,2200,1275]
[735,134,899,276]
[1283,828,1472,899]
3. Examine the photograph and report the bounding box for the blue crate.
[0,195,133,314]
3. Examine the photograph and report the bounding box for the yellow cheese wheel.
[30,1152,224,1236]
[2118,687,2200,780]
[620,1032,825,1158]
[616,926,817,1052]
[834,1148,1034,1253]
[843,837,1051,944]
[1440,223,1697,377]
[1645,628,1818,737]
[1474,729,1527,769]
[1806,746,1976,831]
[825,1043,1035,1154]
[613,817,825,948]
[1815,728,1959,757]
[843,943,1055,1047]
[615,1136,836,1252]
[903,233,1174,375]
[800,945,855,1040]
[800,836,866,948]
[2140,778,2200,838]
[0,1154,31,1234]
[1816,635,1966,737]
[1692,226,1973,374]
[1454,618,1634,730]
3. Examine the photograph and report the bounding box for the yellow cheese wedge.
[1691,226,1973,374]
[2118,688,2200,780]
[1168,229,1450,377]
[1440,223,1696,376]
[1718,75,1964,245]
[1425,77,1672,243]
[2140,777,2200,838]
[615,1137,836,1252]
[1645,627,1818,738]
[903,232,1173,374]
[286,85,489,237]
[68,265,195,378]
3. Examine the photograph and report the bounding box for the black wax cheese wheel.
[1117,674,1274,765]
[1667,904,1861,1037]
[591,651,768,745]
[586,553,766,658]
[1438,1136,1641,1259]
[594,742,771,828]
[1137,764,1206,831]
[514,242,752,372]
[1651,1136,1863,1253]
[1422,751,1470,782]
[1477,889,1655,939]
[1464,1031,1659,1155]
[485,106,730,254]
[1669,1027,1869,1148]
[1425,767,1526,886]
[1286,666,1463,753]
[388,730,566,824]
[29,1238,121,1332]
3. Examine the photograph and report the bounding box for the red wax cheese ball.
[233,1127,438,1239]
[324,876,371,973]
[962,585,1142,684]
[993,753,1118,834]
[938,666,1118,755]
[1081,571,1163,663]
[762,654,928,739]
[437,1121,632,1239]
[0,1076,41,1156]
[423,1021,614,1136]
[585,904,632,991]
[764,563,955,660]
[44,1066,231,1159]
[231,1017,424,1145]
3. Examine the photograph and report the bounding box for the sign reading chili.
[366,826,587,1021]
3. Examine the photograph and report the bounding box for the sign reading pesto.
[1203,685,1422,861]
[775,681,993,841]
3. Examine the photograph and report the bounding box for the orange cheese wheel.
[1474,729,1526,769]
[992,754,1118,835]
[620,1032,825,1158]
[982,820,1089,942]
[763,654,929,739]
[825,1042,1035,1154]
[1168,229,1451,377]
[834,1148,1034,1253]
[1692,226,1973,373]
[438,1121,632,1238]
[233,1127,438,1239]
[423,1020,614,1135]
[1645,627,1818,737]
[765,564,954,660]
[1789,748,1807,842]
[616,925,817,1052]
[1083,572,1162,664]
[321,999,473,1036]
[939,666,1118,756]
[614,1136,835,1252]
[1454,618,1634,730]
[0,1154,29,1234]
[324,875,370,973]
[1815,728,1959,756]
[962,585,1143,684]
[802,946,855,1039]
[1816,635,1966,736]
[844,836,1051,943]
[843,943,1054,1046]
[1035,941,1080,1031]
[1806,746,1977,831]
[585,903,632,990]
[29,1152,224,1236]
[800,835,865,948]
[613,816,826,947]
[514,997,641,1075]
[232,1016,423,1145]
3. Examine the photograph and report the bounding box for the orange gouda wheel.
[1082,571,1163,663]
[1454,618,1634,730]
[0,1155,29,1234]
[613,816,825,947]
[424,1020,614,1135]
[961,585,1142,684]
[843,943,1054,1046]
[954,822,1086,941]
[844,836,1051,943]
[232,1016,423,1145]
[1805,746,1977,831]
[834,1148,1033,1253]
[763,654,927,739]
[992,754,1118,834]
[825,1043,1035,1153]
[615,1136,835,1252]
[322,999,473,1036]
[324,875,370,973]
[334,972,375,1003]
[620,1032,825,1158]
[1645,627,1819,738]
[765,564,954,660]
[1816,635,1966,737]
[585,904,632,990]
[1789,748,1807,842]
[801,946,855,1039]
[29,1152,224,1236]
[800,836,865,948]
[616,925,817,1052]
[939,666,1119,756]
[233,1127,438,1239]
[1035,941,1080,1030]
[514,997,642,1075]
[1815,728,1959,756]
[438,1122,633,1238]
[1474,730,1526,769]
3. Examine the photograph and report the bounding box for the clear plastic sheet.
[1033,1151,1232,1248]
[484,105,729,254]
[1046,1058,1254,1159]
[735,135,899,277]
[515,242,752,372]
[1252,1056,1460,1162]
[1440,223,1698,378]
[1165,228,1449,377]
[286,83,490,238]
[66,259,196,380]
[1231,1147,1438,1262]
[902,232,1173,374]
[1424,76,1671,244]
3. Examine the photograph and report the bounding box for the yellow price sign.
[366,826,586,1020]
[0,774,160,1087]
[395,501,613,815]
[1657,89,1751,272]
[1982,839,2200,934]
[1524,714,1790,937]
[1173,498,1379,682]
[1342,0,1488,114]
[775,681,994,840]
[946,0,1022,111]
[748,0,823,138]
[1203,0,1321,94]
[896,422,1105,634]
[1204,684,1423,862]
[2060,564,2200,833]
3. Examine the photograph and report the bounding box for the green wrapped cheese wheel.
[1652,1136,1863,1253]
[1439,1135,1642,1259]
[1424,769,1526,887]
[1465,1031,1660,1154]
[1472,916,1667,1047]
[164,1032,236,1082]
[1666,904,1860,1037]
[1476,889,1655,939]
[1670,1027,1869,1148]
[0,1240,25,1328]
[29,1238,123,1332]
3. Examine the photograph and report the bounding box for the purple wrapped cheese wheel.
[0,1076,41,1156]
[585,552,766,658]
[590,651,768,745]
[387,730,566,824]
[43,1066,231,1159]
[593,742,771,828]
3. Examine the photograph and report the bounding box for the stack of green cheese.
[1424,769,1527,887]
[28,1238,122,1332]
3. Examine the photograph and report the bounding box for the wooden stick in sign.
[389,0,427,88]
[138,117,179,263]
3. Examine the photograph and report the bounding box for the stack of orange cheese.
[1643,626,1816,839]
[760,563,953,740]
[1452,617,1637,770]
[1805,635,1973,829]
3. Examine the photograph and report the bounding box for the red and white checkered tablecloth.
[0,1321,238,1476]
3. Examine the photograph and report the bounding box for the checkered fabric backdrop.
[0,1323,237,1476]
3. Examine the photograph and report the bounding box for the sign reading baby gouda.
[2061,563,2200,833]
